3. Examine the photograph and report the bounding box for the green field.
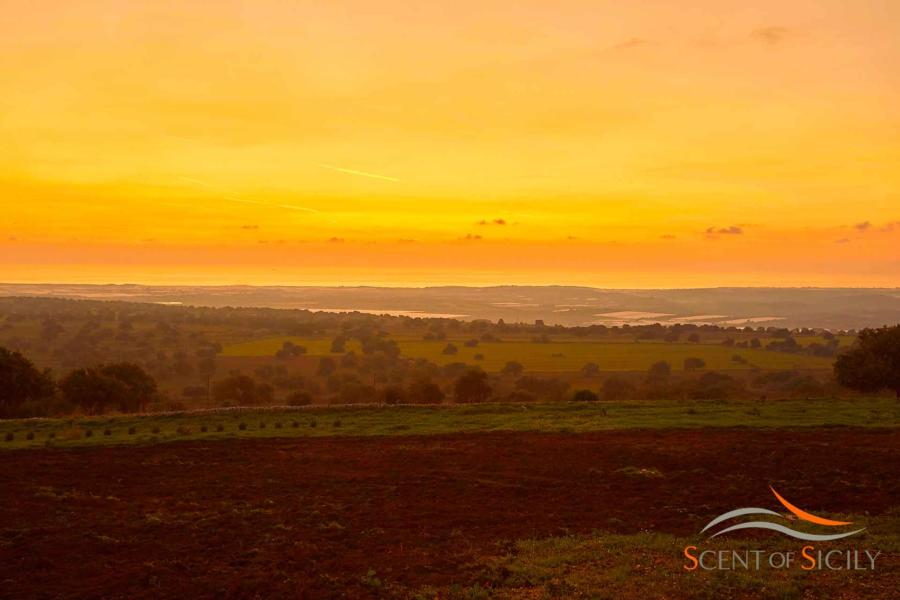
[222,336,834,372]
[2,397,896,451]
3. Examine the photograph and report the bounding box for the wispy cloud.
[315,163,401,183]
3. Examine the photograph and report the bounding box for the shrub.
[176,426,191,435]
[238,422,247,430]
[259,422,266,429]
[128,426,136,435]
[287,391,313,406]
[216,424,224,432]
[85,429,93,438]
[442,343,458,355]
[4,432,13,442]
[572,389,599,402]
[26,431,35,440]
[291,421,299,428]
[602,377,636,401]
[103,428,112,436]
[275,421,282,429]
[309,419,317,428]
[151,426,160,434]
[200,425,208,433]
[48,431,56,439]
[333,419,342,428]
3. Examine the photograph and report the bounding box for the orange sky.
[1,0,898,287]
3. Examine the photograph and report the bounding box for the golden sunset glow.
[2,0,898,286]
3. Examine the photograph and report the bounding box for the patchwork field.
[221,336,835,372]
[1,429,897,598]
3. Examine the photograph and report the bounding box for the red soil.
[0,429,897,598]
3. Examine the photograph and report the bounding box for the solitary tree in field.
[684,357,706,371]
[834,325,900,398]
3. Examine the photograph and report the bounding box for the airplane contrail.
[315,163,401,183]
[178,177,320,214]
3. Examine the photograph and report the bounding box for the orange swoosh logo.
[769,486,852,527]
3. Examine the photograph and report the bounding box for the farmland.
[1,428,898,598]
[222,336,836,372]
[1,397,897,450]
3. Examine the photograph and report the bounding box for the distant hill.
[1,283,898,329]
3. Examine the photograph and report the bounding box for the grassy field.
[1,397,896,450]
[221,336,835,372]
[419,513,900,599]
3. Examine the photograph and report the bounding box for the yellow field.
[221,336,834,372]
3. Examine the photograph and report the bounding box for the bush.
[333,419,342,428]
[683,357,706,371]
[572,389,599,402]
[26,431,35,440]
[275,421,282,429]
[216,424,224,432]
[85,429,93,438]
[4,432,13,442]
[200,425,208,433]
[602,377,636,401]
[259,422,266,429]
[309,419,317,428]
[291,421,299,428]
[128,426,136,435]
[442,343,458,355]
[151,426,160,434]
[501,361,524,376]
[287,391,313,406]
[103,428,112,436]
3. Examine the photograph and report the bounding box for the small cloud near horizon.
[328,237,344,243]
[705,225,743,236]
[855,221,872,232]
[752,26,790,45]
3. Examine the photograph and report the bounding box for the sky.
[1,0,898,287]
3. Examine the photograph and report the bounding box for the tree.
[454,369,492,403]
[381,385,405,405]
[683,357,706,371]
[60,363,156,414]
[408,380,445,404]
[442,343,458,355]
[501,361,524,376]
[687,333,701,343]
[0,347,55,418]
[317,357,336,377]
[580,362,600,377]
[330,335,348,353]
[572,389,599,402]
[834,326,900,397]
[647,360,671,383]
[212,374,269,407]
